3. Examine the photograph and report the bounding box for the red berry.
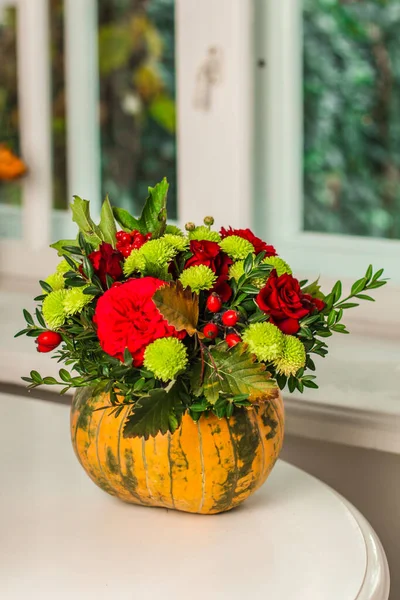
[36,343,53,353]
[206,294,222,313]
[36,331,62,352]
[121,245,133,258]
[119,232,132,245]
[226,333,241,347]
[203,323,219,339]
[222,310,239,327]
[116,231,125,241]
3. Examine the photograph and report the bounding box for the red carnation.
[220,227,276,257]
[256,272,311,335]
[185,240,233,301]
[88,242,123,287]
[93,277,184,366]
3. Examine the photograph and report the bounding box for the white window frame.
[256,0,400,286]
[0,0,253,281]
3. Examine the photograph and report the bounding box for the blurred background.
[0,0,399,596]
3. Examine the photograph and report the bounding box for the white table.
[0,392,390,600]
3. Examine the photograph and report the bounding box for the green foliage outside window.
[304,0,400,239]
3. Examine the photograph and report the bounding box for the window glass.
[303,0,400,239]
[0,6,23,239]
[98,0,177,217]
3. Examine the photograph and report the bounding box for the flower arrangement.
[17,179,387,440]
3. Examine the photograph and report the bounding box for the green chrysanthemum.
[263,256,292,276]
[229,260,245,282]
[228,260,265,289]
[56,259,72,275]
[42,289,68,329]
[143,337,188,382]
[162,234,190,252]
[219,235,255,260]
[189,226,221,243]
[137,238,178,277]
[165,224,184,236]
[123,249,146,276]
[63,287,95,316]
[242,322,284,362]
[44,272,65,292]
[179,265,217,293]
[273,335,306,377]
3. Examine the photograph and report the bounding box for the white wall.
[282,435,400,600]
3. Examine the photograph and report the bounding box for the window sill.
[1,280,399,454]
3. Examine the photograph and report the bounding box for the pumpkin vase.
[71,386,285,515]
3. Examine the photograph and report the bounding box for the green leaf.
[202,343,277,404]
[332,281,342,302]
[50,239,79,257]
[71,196,103,247]
[112,207,142,232]
[23,309,34,326]
[365,264,373,282]
[243,253,254,274]
[123,384,184,440]
[59,369,71,382]
[82,256,94,279]
[355,294,375,302]
[337,302,359,309]
[35,308,46,328]
[351,278,367,296]
[139,178,169,237]
[99,195,117,247]
[43,377,58,385]
[30,370,43,384]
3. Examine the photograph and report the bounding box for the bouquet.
[17,179,387,440]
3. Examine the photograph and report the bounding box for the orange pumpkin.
[71,387,284,514]
[0,145,27,180]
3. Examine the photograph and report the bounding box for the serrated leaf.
[123,385,184,440]
[99,195,117,246]
[113,207,142,232]
[202,343,277,404]
[139,178,169,237]
[50,239,79,256]
[153,281,200,336]
[71,196,103,247]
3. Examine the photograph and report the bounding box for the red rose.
[88,242,123,287]
[220,227,276,257]
[256,272,311,334]
[93,277,185,366]
[185,240,233,301]
[302,294,326,313]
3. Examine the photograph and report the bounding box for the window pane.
[303,0,400,239]
[0,6,23,239]
[98,0,177,218]
[50,0,68,211]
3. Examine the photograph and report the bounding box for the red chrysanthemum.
[93,277,184,366]
[220,227,276,257]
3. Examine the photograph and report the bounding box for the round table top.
[0,392,390,600]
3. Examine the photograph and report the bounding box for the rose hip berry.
[203,323,219,340]
[206,294,222,313]
[35,331,62,353]
[222,310,239,327]
[226,333,241,347]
